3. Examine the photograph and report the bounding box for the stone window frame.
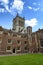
[24,41,27,44]
[6,46,12,52]
[17,46,21,51]
[7,46,11,50]
[40,39,43,47]
[24,46,28,50]
[8,39,12,44]
[17,40,21,44]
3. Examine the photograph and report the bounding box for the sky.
[0,0,43,32]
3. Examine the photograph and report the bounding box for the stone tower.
[27,26,32,36]
[12,13,25,32]
[27,26,32,53]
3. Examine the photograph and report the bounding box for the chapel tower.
[12,13,25,32]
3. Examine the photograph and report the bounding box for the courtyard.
[0,54,43,65]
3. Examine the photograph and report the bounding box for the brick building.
[0,14,43,54]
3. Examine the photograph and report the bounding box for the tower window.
[19,27,20,32]
[29,29,30,35]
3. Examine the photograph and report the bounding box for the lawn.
[0,54,43,65]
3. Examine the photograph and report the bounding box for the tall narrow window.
[24,46,27,50]
[8,39,12,44]
[40,39,43,47]
[17,40,20,44]
[0,37,2,43]
[17,46,20,50]
[24,41,27,44]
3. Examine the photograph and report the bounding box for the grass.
[0,54,43,65]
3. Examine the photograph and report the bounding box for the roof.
[0,26,3,31]
[13,13,25,21]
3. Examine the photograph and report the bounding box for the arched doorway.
[13,48,15,53]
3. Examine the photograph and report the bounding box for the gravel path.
[0,53,28,57]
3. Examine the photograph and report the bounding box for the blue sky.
[0,0,43,32]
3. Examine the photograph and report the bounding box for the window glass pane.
[7,46,11,50]
[40,39,43,46]
[24,46,27,50]
[8,39,12,43]
[17,46,20,50]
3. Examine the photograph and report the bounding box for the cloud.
[0,4,11,13]
[0,0,9,4]
[28,6,40,11]
[0,8,5,13]
[11,0,24,13]
[33,2,37,5]
[0,0,24,14]
[25,18,38,27]
[33,8,40,11]
[33,2,43,7]
[28,6,32,10]
[4,4,11,12]
[0,0,10,13]
[28,2,43,12]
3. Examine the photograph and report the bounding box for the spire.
[16,12,19,17]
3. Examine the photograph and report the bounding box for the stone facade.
[0,14,43,54]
